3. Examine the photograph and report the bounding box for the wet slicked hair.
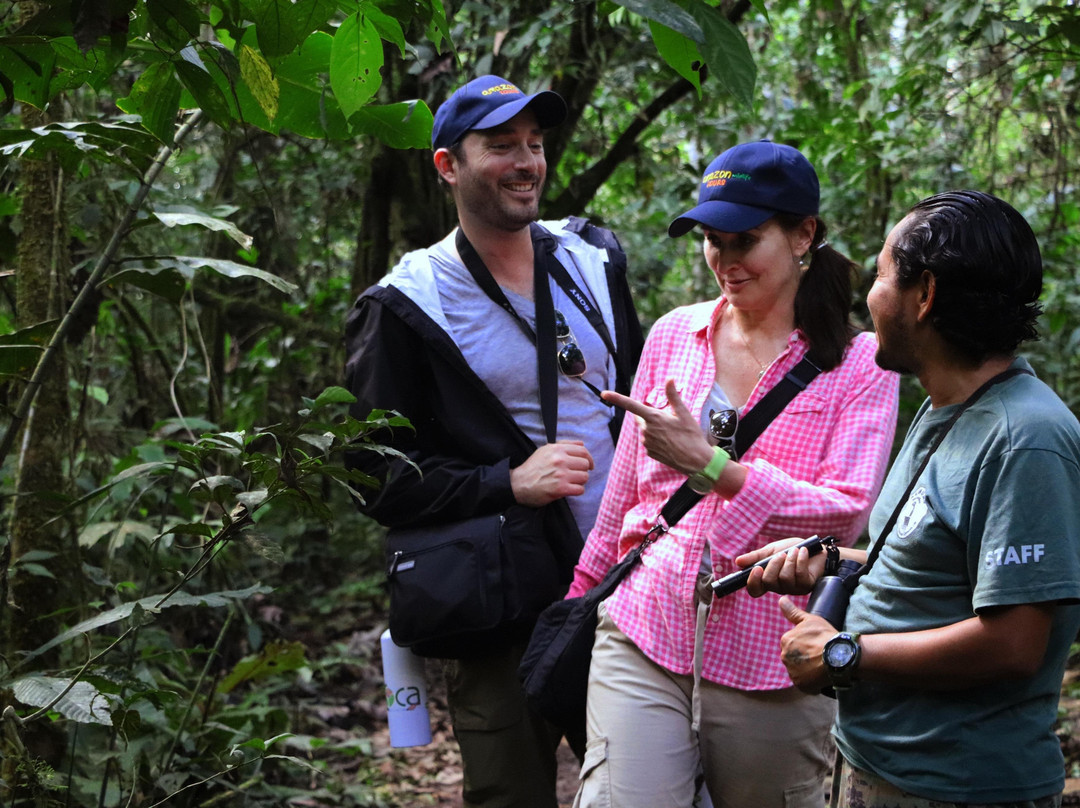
[890,190,1043,362]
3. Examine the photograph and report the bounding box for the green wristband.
[687,446,730,494]
[702,445,729,480]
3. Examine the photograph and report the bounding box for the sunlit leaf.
[312,386,357,409]
[152,210,254,249]
[240,44,279,121]
[649,21,702,96]
[329,13,383,120]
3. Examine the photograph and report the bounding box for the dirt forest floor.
[304,619,1080,808]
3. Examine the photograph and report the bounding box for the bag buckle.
[641,518,668,547]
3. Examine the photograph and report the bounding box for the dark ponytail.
[776,214,857,370]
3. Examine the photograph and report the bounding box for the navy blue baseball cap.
[431,75,567,150]
[668,141,820,237]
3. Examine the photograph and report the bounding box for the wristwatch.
[687,446,730,494]
[823,632,861,690]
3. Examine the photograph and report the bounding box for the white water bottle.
[380,629,432,747]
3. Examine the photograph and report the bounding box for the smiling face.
[701,217,813,315]
[868,217,921,374]
[437,108,546,233]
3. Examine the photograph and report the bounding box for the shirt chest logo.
[896,487,930,539]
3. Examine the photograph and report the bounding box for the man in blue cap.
[344,75,643,807]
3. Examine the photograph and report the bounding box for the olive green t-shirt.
[836,359,1080,802]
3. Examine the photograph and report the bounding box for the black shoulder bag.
[384,228,575,659]
[518,351,825,754]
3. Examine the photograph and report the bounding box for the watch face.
[826,641,856,668]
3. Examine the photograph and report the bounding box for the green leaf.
[78,520,160,550]
[269,31,350,139]
[613,0,704,43]
[152,209,254,249]
[330,13,383,120]
[17,563,56,579]
[0,42,56,109]
[27,583,273,660]
[239,44,279,121]
[146,0,202,50]
[649,20,703,95]
[360,3,407,55]
[349,100,434,149]
[112,461,176,483]
[117,62,182,143]
[218,640,308,693]
[689,2,756,109]
[249,0,337,60]
[102,263,188,303]
[312,386,357,409]
[0,344,43,379]
[0,319,56,345]
[12,677,113,725]
[167,256,298,294]
[0,120,160,175]
[176,47,234,127]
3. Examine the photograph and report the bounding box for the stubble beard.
[459,171,543,233]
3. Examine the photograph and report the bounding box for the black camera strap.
[845,365,1033,591]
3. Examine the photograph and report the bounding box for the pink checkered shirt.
[568,298,899,690]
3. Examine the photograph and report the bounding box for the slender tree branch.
[545,77,696,220]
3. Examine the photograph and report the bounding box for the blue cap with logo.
[668,141,820,237]
[431,74,568,150]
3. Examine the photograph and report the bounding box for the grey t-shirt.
[836,358,1080,802]
[428,240,617,535]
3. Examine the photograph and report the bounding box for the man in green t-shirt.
[740,190,1080,807]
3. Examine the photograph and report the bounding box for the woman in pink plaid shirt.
[569,142,899,808]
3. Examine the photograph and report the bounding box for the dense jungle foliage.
[1,0,1079,804]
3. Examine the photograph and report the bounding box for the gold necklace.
[731,316,770,379]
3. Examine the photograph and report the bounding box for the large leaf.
[613,0,704,43]
[12,677,113,725]
[146,0,202,50]
[0,120,160,175]
[78,520,161,551]
[102,264,188,303]
[218,641,308,693]
[349,100,433,149]
[175,45,236,127]
[689,1,756,109]
[258,30,349,139]
[0,319,56,379]
[649,20,703,95]
[248,0,337,60]
[27,584,273,660]
[0,344,44,379]
[239,44,279,121]
[116,61,182,143]
[329,13,383,119]
[172,257,297,294]
[0,42,56,110]
[152,209,254,249]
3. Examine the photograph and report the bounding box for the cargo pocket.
[574,736,612,808]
